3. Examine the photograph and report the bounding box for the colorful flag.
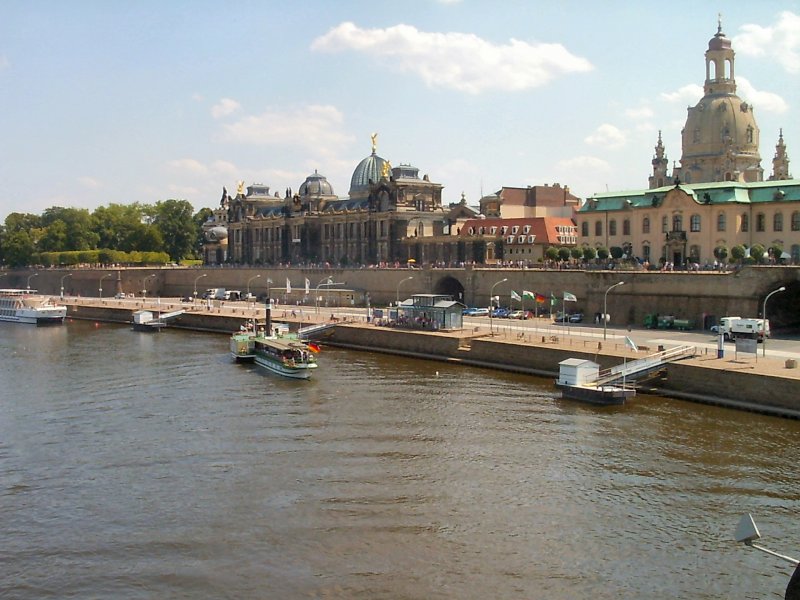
[563,291,577,302]
[510,290,521,302]
[286,278,292,294]
[305,278,310,295]
[307,342,321,353]
[522,290,535,301]
[535,293,546,304]
[550,292,557,307]
[625,336,638,352]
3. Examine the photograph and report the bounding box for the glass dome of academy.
[214,134,456,267]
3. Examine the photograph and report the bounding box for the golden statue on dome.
[371,132,378,153]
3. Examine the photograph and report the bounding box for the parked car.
[472,308,490,316]
[508,310,527,319]
[463,307,479,316]
[568,313,584,323]
[491,307,510,318]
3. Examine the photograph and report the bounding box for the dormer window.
[523,225,530,234]
[490,226,497,235]
[507,236,515,244]
[512,226,519,234]
[518,235,525,243]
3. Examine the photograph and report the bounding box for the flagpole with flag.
[522,290,535,318]
[511,290,521,310]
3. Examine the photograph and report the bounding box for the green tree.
[545,246,559,261]
[750,243,765,263]
[596,247,609,260]
[582,246,597,261]
[152,199,196,262]
[570,247,583,261]
[610,246,624,260]
[557,247,571,262]
[2,230,36,267]
[730,245,746,263]
[39,220,68,252]
[41,207,98,250]
[713,245,728,262]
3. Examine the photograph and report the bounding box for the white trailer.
[716,316,770,342]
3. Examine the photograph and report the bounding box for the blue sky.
[1,1,799,220]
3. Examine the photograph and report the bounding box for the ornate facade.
[577,22,798,266]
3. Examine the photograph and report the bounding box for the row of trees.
[0,201,213,267]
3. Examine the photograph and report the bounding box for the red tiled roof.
[458,217,576,244]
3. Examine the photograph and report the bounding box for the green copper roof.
[580,179,800,212]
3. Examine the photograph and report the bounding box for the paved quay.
[62,296,800,419]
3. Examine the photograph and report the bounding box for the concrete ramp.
[297,322,337,339]
[159,309,186,322]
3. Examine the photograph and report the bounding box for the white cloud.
[556,155,611,173]
[211,160,238,176]
[311,22,593,94]
[736,76,788,114]
[212,97,241,118]
[0,55,9,70]
[221,104,355,153]
[169,158,207,174]
[77,176,102,189]
[734,11,800,74]
[584,124,626,149]
[661,83,703,104]
[625,106,654,120]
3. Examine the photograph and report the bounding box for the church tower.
[769,129,792,181]
[648,131,673,189]
[671,19,764,184]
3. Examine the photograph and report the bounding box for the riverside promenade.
[61,296,800,419]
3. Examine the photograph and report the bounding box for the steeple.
[769,129,792,181]
[704,15,736,96]
[649,131,671,189]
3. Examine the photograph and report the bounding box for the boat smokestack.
[265,298,271,334]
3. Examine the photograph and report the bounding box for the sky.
[1,1,799,221]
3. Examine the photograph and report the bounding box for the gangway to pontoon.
[297,322,337,339]
[593,344,696,386]
[158,309,186,322]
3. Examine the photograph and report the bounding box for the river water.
[1,320,798,599]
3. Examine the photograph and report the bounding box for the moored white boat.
[0,289,67,325]
[253,333,319,379]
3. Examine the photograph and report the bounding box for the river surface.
[1,320,798,599]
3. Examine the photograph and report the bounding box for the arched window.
[672,214,682,231]
[595,220,602,236]
[741,213,749,232]
[690,214,701,232]
[609,220,617,236]
[623,219,630,235]
[774,212,783,232]
[717,212,726,232]
[756,213,765,232]
[792,244,800,263]
[792,212,800,232]
[642,243,651,261]
[661,216,668,233]
[642,217,650,234]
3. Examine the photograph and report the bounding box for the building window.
[609,220,617,236]
[642,217,650,234]
[642,244,650,261]
[690,214,701,232]
[623,219,630,235]
[672,214,682,231]
[581,222,589,237]
[792,212,800,232]
[774,212,783,232]
[662,216,668,233]
[523,225,530,234]
[792,244,800,263]
[717,212,726,232]
[689,245,701,261]
[595,220,602,236]
[512,226,519,234]
[741,213,749,232]
[756,213,765,232]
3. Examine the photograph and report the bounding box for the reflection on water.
[1,320,798,599]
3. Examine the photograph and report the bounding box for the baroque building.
[577,22,798,266]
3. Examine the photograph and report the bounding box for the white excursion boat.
[0,289,67,325]
[230,308,319,378]
[253,333,319,379]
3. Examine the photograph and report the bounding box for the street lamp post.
[143,273,156,298]
[247,274,261,298]
[26,272,38,291]
[603,281,625,340]
[99,273,113,298]
[60,273,73,299]
[489,277,508,335]
[266,278,273,306]
[193,273,207,301]
[762,285,785,357]
[315,277,333,314]
[396,276,414,307]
